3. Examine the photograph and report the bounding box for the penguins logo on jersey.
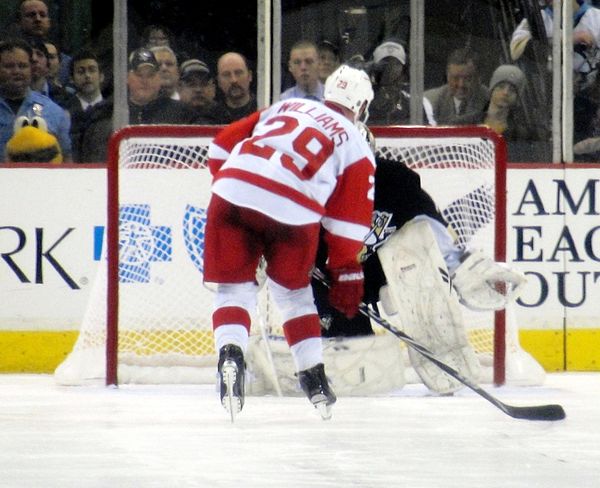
[362,210,396,260]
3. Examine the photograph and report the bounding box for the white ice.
[0,373,598,488]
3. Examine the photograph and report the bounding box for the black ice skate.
[298,363,337,420]
[217,344,245,422]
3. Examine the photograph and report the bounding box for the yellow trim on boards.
[0,331,78,373]
[566,329,600,371]
[0,329,598,374]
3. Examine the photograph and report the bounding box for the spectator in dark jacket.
[28,36,69,107]
[213,52,257,123]
[424,47,489,126]
[471,65,545,162]
[178,58,221,123]
[62,49,105,162]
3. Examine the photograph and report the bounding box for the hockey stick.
[312,269,566,421]
[256,257,283,397]
[256,306,283,397]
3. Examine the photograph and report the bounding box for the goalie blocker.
[452,250,526,312]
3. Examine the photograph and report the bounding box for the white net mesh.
[118,136,209,169]
[55,125,538,386]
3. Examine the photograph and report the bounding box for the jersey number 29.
[239,115,334,180]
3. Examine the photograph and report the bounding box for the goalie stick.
[312,269,566,421]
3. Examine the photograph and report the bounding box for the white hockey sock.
[214,325,249,353]
[289,337,323,372]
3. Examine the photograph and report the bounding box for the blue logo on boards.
[182,204,207,274]
[119,204,171,283]
[93,204,207,283]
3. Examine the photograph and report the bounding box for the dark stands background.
[90,1,258,71]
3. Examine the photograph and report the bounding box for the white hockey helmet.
[324,64,374,123]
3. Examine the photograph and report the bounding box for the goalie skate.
[218,345,245,422]
[298,363,337,420]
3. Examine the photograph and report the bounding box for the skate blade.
[311,394,333,421]
[221,362,242,423]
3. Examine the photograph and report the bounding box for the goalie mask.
[324,65,374,124]
[356,121,376,154]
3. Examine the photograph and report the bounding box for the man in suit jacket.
[424,47,489,126]
[62,49,105,162]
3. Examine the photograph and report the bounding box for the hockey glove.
[452,251,527,311]
[328,267,365,318]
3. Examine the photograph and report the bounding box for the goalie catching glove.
[452,251,527,311]
[328,267,364,318]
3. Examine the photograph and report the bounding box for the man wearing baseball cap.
[368,39,436,126]
[372,40,407,66]
[178,58,220,123]
[122,47,200,124]
[127,48,162,110]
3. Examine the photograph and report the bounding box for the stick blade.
[508,404,566,421]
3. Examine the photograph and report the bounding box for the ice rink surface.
[0,372,598,488]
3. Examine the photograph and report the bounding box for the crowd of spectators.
[2,0,600,163]
[0,1,262,162]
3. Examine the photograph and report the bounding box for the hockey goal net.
[55,124,543,387]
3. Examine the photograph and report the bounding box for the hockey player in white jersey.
[203,65,375,420]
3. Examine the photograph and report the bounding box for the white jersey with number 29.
[208,98,376,252]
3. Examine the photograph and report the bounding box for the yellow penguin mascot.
[5,115,63,164]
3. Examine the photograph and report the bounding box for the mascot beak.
[6,125,63,164]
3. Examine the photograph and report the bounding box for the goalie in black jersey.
[312,142,452,339]
[246,124,527,397]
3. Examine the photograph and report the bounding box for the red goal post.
[55,124,543,388]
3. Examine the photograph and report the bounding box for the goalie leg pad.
[245,333,405,396]
[377,219,481,394]
[321,334,405,395]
